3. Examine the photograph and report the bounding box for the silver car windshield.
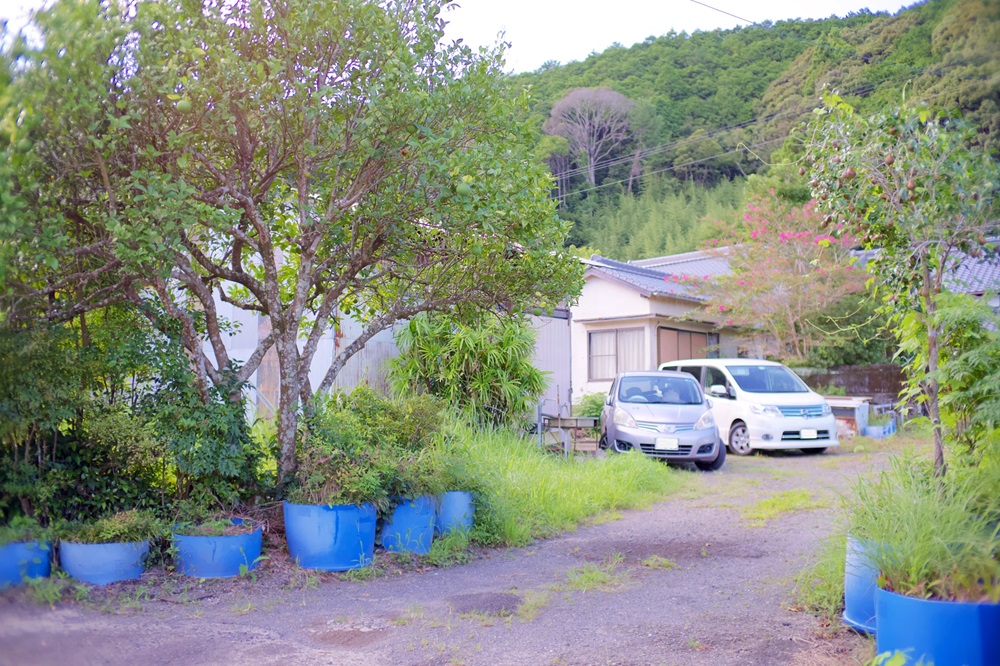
[725,365,809,393]
[617,376,702,405]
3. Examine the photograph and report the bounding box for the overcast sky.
[1,0,916,73]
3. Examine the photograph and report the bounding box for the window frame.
[587,327,645,381]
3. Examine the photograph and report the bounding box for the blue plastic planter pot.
[283,502,376,571]
[60,540,149,585]
[842,536,878,634]
[875,587,1000,666]
[382,496,436,554]
[864,421,896,439]
[0,541,51,589]
[173,519,263,579]
[436,491,474,535]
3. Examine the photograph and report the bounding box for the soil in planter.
[173,519,259,538]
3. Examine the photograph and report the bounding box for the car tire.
[599,434,609,451]
[728,422,753,456]
[799,447,827,455]
[695,441,726,471]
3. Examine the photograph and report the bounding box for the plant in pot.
[381,445,447,555]
[284,395,394,572]
[171,502,263,579]
[0,516,51,588]
[57,509,164,585]
[433,433,477,537]
[846,456,1000,665]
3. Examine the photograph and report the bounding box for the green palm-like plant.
[389,313,547,428]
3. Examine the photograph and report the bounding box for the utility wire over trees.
[0,0,583,484]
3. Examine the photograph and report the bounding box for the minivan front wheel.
[728,422,753,456]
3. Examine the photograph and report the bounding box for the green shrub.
[388,313,546,428]
[574,393,606,418]
[0,515,49,545]
[288,387,445,511]
[57,509,165,544]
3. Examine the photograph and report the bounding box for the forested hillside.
[514,0,999,259]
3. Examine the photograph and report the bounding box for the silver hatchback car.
[600,371,725,471]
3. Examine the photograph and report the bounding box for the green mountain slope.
[513,0,999,259]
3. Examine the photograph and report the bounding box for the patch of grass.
[424,530,473,568]
[791,533,846,624]
[561,553,627,592]
[516,589,550,621]
[339,563,384,582]
[392,606,424,626]
[740,489,825,527]
[25,576,68,607]
[284,567,321,590]
[590,510,623,525]
[641,555,677,570]
[230,600,256,615]
[442,421,686,548]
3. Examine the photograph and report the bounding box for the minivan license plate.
[800,429,818,439]
[655,438,679,450]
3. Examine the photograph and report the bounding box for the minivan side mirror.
[708,384,730,399]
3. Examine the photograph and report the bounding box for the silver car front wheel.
[728,422,753,456]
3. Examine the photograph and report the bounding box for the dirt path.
[0,444,900,666]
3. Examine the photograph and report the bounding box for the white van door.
[702,364,738,438]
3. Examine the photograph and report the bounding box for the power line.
[565,82,969,198]
[570,136,787,197]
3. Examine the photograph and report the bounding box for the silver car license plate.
[654,437,679,450]
[800,429,818,439]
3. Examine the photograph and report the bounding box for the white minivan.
[657,359,838,456]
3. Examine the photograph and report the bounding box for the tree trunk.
[924,300,945,476]
[275,327,303,487]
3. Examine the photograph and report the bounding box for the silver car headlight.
[821,403,832,416]
[749,403,783,417]
[614,407,636,428]
[694,410,716,430]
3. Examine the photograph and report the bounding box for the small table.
[539,415,599,456]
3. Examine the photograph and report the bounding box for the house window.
[588,328,644,380]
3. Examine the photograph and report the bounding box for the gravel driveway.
[0,445,898,666]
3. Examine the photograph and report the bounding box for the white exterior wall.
[569,275,744,401]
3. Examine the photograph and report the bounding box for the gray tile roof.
[631,248,732,278]
[946,249,1000,295]
[587,241,998,303]
[585,255,704,301]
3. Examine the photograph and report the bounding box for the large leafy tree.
[0,0,582,482]
[543,87,634,187]
[672,193,865,362]
[805,95,999,473]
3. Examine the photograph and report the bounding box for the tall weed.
[440,421,683,547]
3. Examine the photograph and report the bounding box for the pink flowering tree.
[674,192,865,361]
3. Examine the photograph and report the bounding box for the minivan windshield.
[725,365,809,393]
[617,375,703,405]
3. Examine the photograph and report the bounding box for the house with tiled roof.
[569,249,743,399]
[564,243,1000,402]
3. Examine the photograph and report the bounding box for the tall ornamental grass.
[846,454,1000,602]
[440,421,684,547]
